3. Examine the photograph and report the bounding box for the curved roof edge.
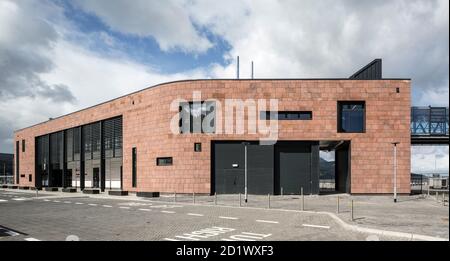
[15,78,411,133]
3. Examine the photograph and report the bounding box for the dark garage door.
[213,141,318,195]
[213,142,273,195]
[276,143,315,195]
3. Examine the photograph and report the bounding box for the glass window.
[157,157,173,166]
[132,148,137,187]
[194,143,202,152]
[180,101,216,134]
[338,101,365,133]
[260,111,312,120]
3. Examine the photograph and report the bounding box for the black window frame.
[337,101,366,133]
[22,139,25,153]
[260,111,313,120]
[132,147,137,188]
[194,143,202,152]
[179,101,216,134]
[156,157,173,166]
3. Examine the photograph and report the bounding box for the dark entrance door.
[93,168,100,188]
[276,144,312,194]
[213,143,244,194]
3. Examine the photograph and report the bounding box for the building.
[13,59,411,195]
[0,153,14,184]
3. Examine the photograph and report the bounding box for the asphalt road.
[0,190,396,241]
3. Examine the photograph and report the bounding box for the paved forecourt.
[0,189,397,241]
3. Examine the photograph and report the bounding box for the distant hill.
[320,158,335,179]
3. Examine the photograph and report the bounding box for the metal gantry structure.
[411,106,449,144]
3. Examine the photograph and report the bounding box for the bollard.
[427,186,430,197]
[443,193,446,206]
[268,193,271,209]
[193,192,195,204]
[350,200,354,221]
[214,192,217,205]
[174,192,177,203]
[36,188,38,199]
[436,191,439,202]
[301,187,304,211]
[281,187,284,197]
[336,196,340,214]
[239,193,242,207]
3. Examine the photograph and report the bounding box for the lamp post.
[391,142,400,203]
[242,142,250,203]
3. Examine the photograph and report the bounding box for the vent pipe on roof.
[237,56,240,79]
[251,61,254,79]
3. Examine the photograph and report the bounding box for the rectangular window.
[260,111,312,120]
[157,157,173,166]
[194,143,202,152]
[22,140,25,152]
[132,147,137,188]
[180,101,216,134]
[338,101,365,133]
[16,140,19,184]
[29,174,32,182]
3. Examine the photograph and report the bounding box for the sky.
[0,0,448,174]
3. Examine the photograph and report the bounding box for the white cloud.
[411,146,449,174]
[189,0,449,104]
[73,0,213,53]
[40,40,209,111]
[0,0,448,154]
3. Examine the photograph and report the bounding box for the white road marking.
[75,202,84,205]
[53,200,61,203]
[219,216,239,220]
[164,238,181,241]
[0,199,7,202]
[24,238,41,241]
[222,232,272,241]
[138,208,151,212]
[119,206,130,209]
[43,199,50,202]
[102,205,112,208]
[88,203,98,206]
[302,224,330,229]
[12,198,27,201]
[256,220,279,224]
[63,201,72,204]
[187,213,204,217]
[161,210,175,214]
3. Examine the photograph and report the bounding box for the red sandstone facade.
[14,79,411,194]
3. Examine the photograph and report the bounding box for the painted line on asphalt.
[161,210,176,214]
[88,203,98,206]
[302,224,330,229]
[119,206,130,209]
[0,199,7,202]
[53,200,61,203]
[75,202,84,205]
[256,220,279,224]
[187,213,204,217]
[63,201,72,204]
[219,216,239,220]
[43,199,50,202]
[164,238,181,241]
[139,208,151,212]
[24,237,41,241]
[12,198,27,201]
[102,205,113,208]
